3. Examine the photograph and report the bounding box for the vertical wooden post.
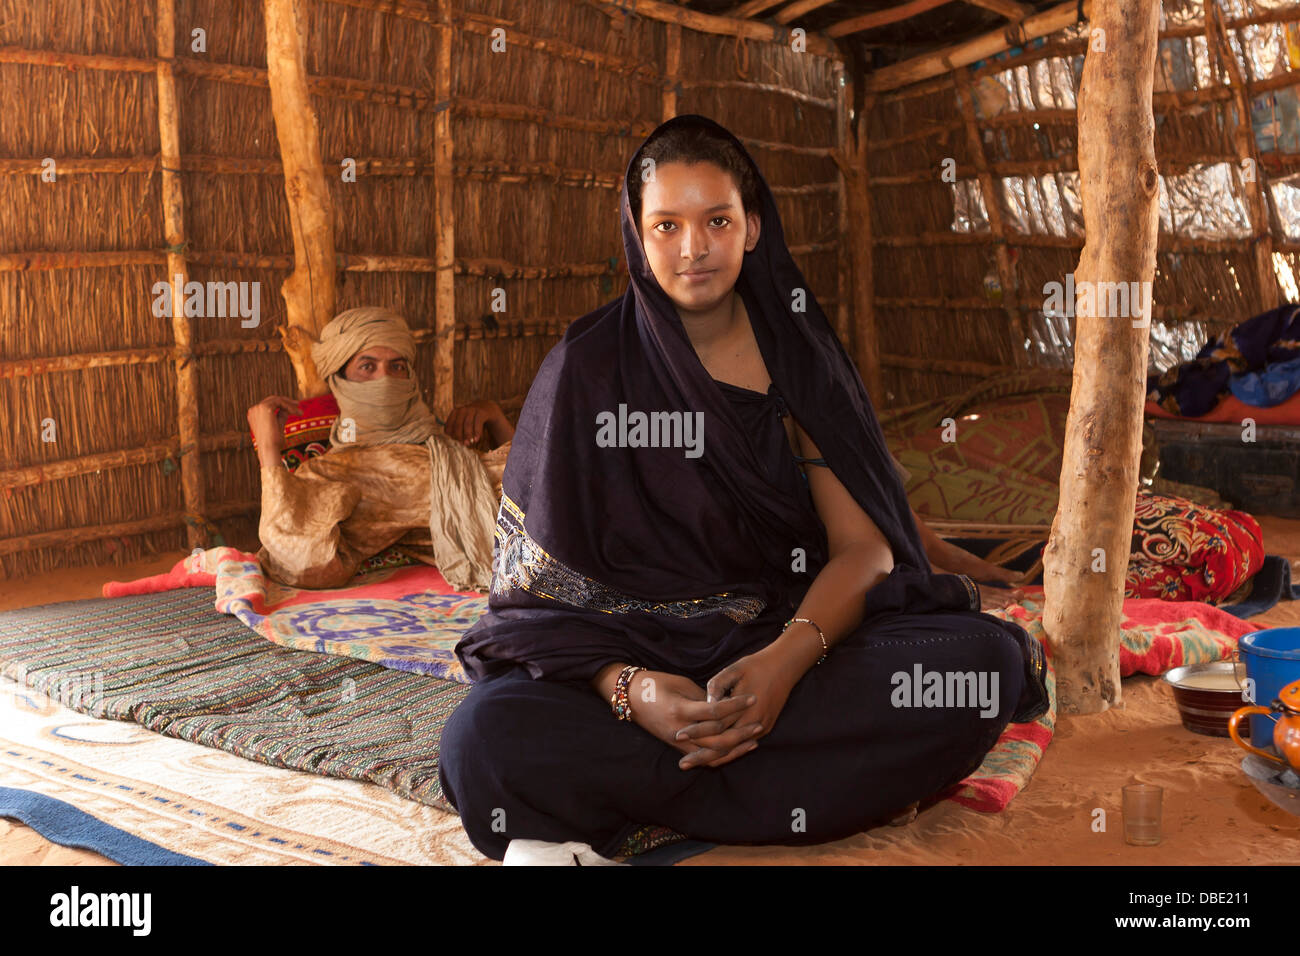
[664,22,680,120]
[156,0,205,549]
[264,0,334,397]
[1042,0,1160,715]
[833,92,883,407]
[954,66,1026,365]
[833,62,852,353]
[432,0,456,417]
[1206,1,1278,311]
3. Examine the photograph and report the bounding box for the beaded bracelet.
[610,665,645,721]
[785,617,828,665]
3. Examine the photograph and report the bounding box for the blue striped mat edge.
[0,786,210,866]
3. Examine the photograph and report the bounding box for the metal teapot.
[1229,677,1300,773]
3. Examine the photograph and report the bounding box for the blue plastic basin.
[1238,627,1300,749]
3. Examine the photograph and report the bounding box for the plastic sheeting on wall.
[940,0,1300,369]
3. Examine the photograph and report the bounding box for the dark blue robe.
[440,115,1045,859]
[440,376,1040,859]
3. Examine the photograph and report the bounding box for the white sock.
[502,839,625,866]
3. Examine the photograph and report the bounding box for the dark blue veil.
[455,114,936,684]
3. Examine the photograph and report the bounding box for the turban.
[311,307,438,447]
[312,306,417,379]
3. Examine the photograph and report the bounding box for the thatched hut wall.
[866,0,1300,407]
[0,0,844,577]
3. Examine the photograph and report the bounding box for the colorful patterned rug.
[214,549,483,683]
[0,674,484,865]
[0,589,468,810]
[882,370,1072,527]
[106,547,484,683]
[881,372,1275,607]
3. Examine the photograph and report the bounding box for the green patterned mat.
[0,589,467,810]
[0,589,687,859]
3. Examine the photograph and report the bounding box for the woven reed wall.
[0,0,845,578]
[865,1,1300,408]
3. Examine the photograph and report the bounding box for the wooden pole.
[1,347,172,378]
[1206,0,1279,311]
[0,502,259,558]
[730,0,786,17]
[431,0,456,417]
[1,430,252,491]
[880,353,1006,376]
[954,65,1026,366]
[870,230,1268,253]
[962,0,1031,18]
[833,62,851,350]
[775,0,839,24]
[832,85,883,406]
[1042,0,1160,715]
[664,22,680,119]
[155,0,206,549]
[263,0,335,397]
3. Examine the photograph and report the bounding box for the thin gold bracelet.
[785,617,828,665]
[958,574,979,609]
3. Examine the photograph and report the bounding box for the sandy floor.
[3,520,1300,866]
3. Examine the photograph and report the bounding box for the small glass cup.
[1122,784,1163,846]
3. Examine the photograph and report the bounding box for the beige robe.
[258,439,510,591]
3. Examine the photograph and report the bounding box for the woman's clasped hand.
[631,641,804,772]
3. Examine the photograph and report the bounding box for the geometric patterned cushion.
[246,393,339,471]
[279,393,340,472]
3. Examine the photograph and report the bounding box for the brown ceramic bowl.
[1164,661,1251,738]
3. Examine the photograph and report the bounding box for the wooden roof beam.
[775,0,838,25]
[866,0,1092,91]
[598,0,841,57]
[827,0,954,39]
[726,0,786,17]
[961,0,1031,21]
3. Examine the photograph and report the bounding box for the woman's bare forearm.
[914,508,1010,580]
[768,543,893,674]
[922,527,1013,581]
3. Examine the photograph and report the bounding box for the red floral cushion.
[1124,490,1264,602]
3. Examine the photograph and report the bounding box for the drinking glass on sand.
[1122,784,1163,846]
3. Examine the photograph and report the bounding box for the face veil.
[310,306,439,447]
[453,113,931,685]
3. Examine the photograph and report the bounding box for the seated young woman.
[439,115,1049,863]
[246,306,514,591]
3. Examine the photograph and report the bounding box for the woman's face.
[638,160,760,314]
